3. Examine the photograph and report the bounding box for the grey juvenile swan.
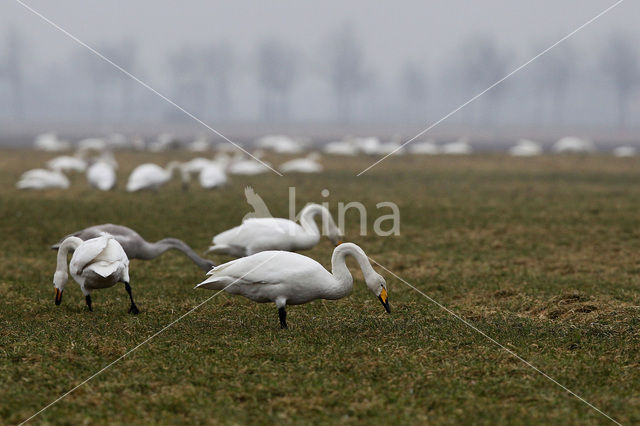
[52,224,215,271]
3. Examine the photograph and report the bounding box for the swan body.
[255,135,303,154]
[613,146,636,157]
[53,234,138,313]
[53,223,215,271]
[279,153,323,173]
[509,139,542,157]
[324,140,358,156]
[552,137,595,154]
[87,161,116,191]
[441,139,472,155]
[196,242,389,328]
[199,163,228,188]
[126,162,185,191]
[47,155,87,172]
[408,140,439,155]
[188,136,210,152]
[17,169,69,190]
[228,159,271,175]
[77,138,107,152]
[183,158,214,174]
[208,203,342,257]
[34,133,70,151]
[354,137,381,155]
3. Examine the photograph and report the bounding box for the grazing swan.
[87,161,116,191]
[54,234,138,314]
[279,153,323,173]
[16,169,70,190]
[196,243,390,328]
[208,203,342,257]
[126,161,187,192]
[53,223,215,271]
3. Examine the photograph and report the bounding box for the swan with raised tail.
[196,242,390,328]
[53,234,139,314]
[208,203,342,257]
[52,223,215,271]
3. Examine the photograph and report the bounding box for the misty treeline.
[0,24,638,128]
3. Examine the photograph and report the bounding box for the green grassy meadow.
[1,149,639,424]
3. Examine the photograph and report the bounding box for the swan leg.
[124,282,140,315]
[278,307,287,329]
[85,295,93,312]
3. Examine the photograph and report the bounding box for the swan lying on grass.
[53,234,139,314]
[16,169,69,190]
[196,243,389,328]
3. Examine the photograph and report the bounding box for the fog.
[0,0,639,135]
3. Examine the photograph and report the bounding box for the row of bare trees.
[0,26,639,127]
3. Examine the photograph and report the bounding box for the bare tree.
[168,46,207,118]
[327,24,368,123]
[455,35,513,125]
[203,42,234,122]
[103,39,138,122]
[76,48,115,122]
[256,39,298,122]
[1,29,27,119]
[399,61,428,123]
[600,33,640,127]
[529,43,577,125]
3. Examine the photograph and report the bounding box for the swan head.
[53,270,68,305]
[365,272,390,313]
[328,225,343,246]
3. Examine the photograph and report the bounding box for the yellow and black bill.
[378,288,390,313]
[54,288,63,305]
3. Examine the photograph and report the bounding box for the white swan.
[255,135,303,154]
[552,137,595,154]
[208,203,342,257]
[613,146,637,157]
[441,138,472,155]
[34,132,70,152]
[47,155,87,172]
[87,161,117,191]
[228,154,271,175]
[408,140,439,155]
[324,140,358,156]
[126,161,186,192]
[279,153,323,173]
[199,163,228,189]
[53,234,138,314]
[16,169,70,190]
[509,139,542,157]
[196,242,389,328]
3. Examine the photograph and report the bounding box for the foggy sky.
[4,0,637,79]
[1,0,639,129]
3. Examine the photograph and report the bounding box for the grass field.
[1,149,639,425]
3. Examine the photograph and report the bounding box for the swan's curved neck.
[298,204,337,236]
[328,243,377,300]
[56,236,83,278]
[144,238,213,271]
